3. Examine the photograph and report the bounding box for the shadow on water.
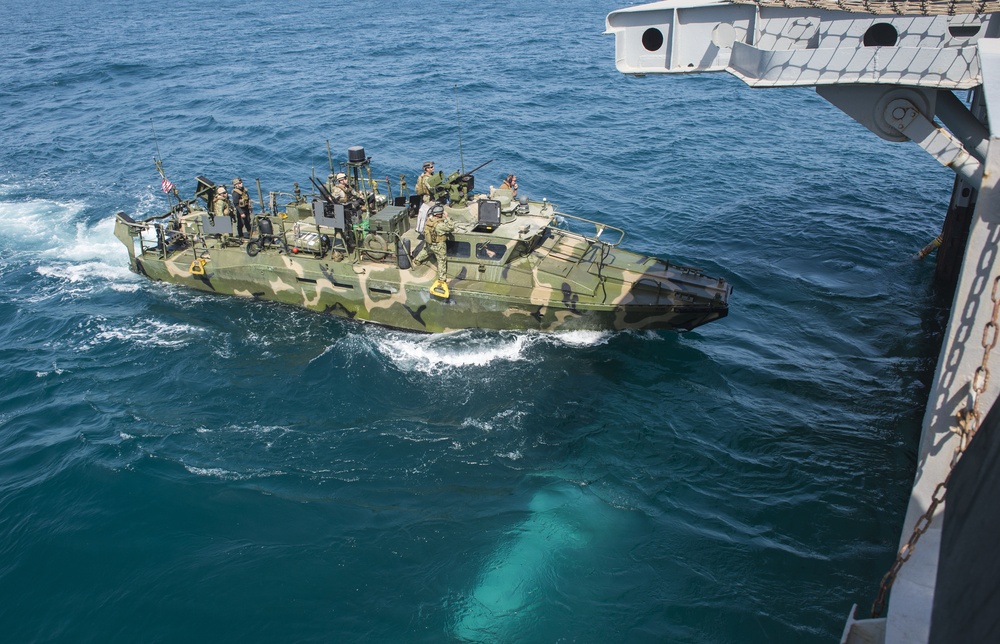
[450,477,639,642]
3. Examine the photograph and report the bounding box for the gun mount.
[425,159,494,205]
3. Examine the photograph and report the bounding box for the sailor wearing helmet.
[212,184,233,230]
[412,204,455,283]
[329,172,354,204]
[231,177,252,238]
[415,161,435,201]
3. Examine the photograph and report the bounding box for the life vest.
[233,186,250,209]
[426,218,444,244]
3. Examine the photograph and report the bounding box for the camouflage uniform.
[415,162,434,202]
[231,179,252,238]
[213,189,233,232]
[414,210,455,281]
[330,173,353,204]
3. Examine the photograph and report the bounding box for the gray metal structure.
[606,2,1000,642]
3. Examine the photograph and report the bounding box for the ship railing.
[552,211,625,247]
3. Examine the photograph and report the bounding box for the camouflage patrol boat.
[114,146,731,333]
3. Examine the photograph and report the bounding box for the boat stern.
[113,212,142,270]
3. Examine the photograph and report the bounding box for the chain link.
[871,274,1000,618]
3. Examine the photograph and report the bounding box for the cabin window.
[476,243,507,261]
[446,241,471,258]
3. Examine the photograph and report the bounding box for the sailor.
[415,161,435,201]
[213,185,234,232]
[413,204,455,282]
[414,162,437,234]
[231,177,252,238]
[329,172,354,204]
[500,174,518,198]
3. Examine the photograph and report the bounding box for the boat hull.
[132,251,728,333]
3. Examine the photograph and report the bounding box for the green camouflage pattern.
[114,174,731,333]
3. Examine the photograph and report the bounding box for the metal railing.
[552,211,626,247]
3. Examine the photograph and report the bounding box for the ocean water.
[0,1,951,642]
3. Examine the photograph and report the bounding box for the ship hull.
[132,251,728,333]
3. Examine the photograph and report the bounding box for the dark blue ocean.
[0,1,949,641]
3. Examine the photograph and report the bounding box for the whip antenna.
[150,119,178,205]
[454,85,464,174]
[150,118,163,164]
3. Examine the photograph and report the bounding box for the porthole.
[863,23,898,47]
[641,28,664,52]
[949,25,981,38]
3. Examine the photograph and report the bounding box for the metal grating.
[736,1,998,16]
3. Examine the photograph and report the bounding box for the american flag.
[161,177,174,193]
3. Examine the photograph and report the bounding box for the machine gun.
[309,175,366,216]
[308,175,357,252]
[425,158,494,205]
[309,175,335,204]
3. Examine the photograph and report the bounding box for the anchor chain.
[870,273,1000,618]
